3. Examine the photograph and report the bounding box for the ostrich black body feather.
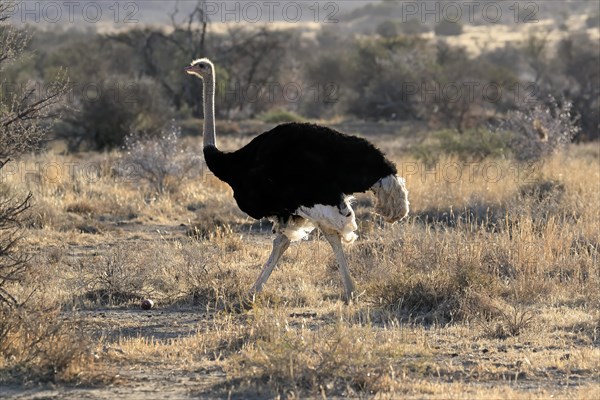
[203,122,396,220]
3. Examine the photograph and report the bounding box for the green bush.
[412,129,509,163]
[376,20,398,39]
[434,20,463,36]
[586,13,599,29]
[400,19,430,35]
[259,109,305,124]
[58,78,173,151]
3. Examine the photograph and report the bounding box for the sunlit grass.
[0,134,598,396]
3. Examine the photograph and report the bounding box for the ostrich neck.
[203,74,217,148]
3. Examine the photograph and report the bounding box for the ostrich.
[185,58,409,305]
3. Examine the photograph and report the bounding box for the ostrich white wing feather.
[297,197,358,244]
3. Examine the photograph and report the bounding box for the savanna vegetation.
[1,0,598,398]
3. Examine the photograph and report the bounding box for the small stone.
[141,299,154,310]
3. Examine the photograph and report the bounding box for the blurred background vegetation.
[1,0,598,152]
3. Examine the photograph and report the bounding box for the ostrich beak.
[184,65,198,74]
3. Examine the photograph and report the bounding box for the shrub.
[0,193,31,306]
[0,307,102,384]
[58,78,173,151]
[461,291,536,339]
[180,119,241,137]
[0,4,67,307]
[376,20,398,38]
[496,96,580,161]
[122,122,202,194]
[518,179,567,226]
[586,13,599,29]
[412,129,509,163]
[84,244,145,305]
[554,33,599,140]
[400,19,430,35]
[259,109,305,124]
[434,20,463,36]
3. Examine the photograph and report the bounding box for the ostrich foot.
[343,289,365,305]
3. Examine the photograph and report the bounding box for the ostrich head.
[184,58,214,80]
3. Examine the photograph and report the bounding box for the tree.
[0,1,67,305]
[376,20,398,39]
[434,20,463,36]
[214,26,292,118]
[341,36,434,121]
[108,1,209,116]
[420,42,480,132]
[400,19,430,35]
[555,33,600,140]
[107,1,291,120]
[58,77,173,151]
[0,28,66,158]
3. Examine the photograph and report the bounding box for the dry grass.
[0,307,109,385]
[0,129,598,398]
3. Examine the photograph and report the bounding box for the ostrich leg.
[248,233,291,294]
[322,230,357,302]
[228,234,290,312]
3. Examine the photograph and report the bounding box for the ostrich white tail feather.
[371,175,409,223]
